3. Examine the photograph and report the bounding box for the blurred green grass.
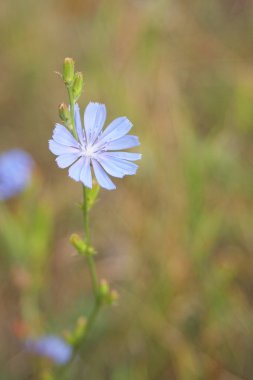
[0,0,253,379]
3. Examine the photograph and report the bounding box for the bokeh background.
[0,0,253,379]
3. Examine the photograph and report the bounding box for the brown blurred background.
[0,0,253,379]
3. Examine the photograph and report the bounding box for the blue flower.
[25,335,72,365]
[0,149,34,201]
[49,103,141,190]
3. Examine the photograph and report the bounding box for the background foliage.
[0,0,253,379]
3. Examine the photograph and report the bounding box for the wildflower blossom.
[49,103,141,190]
[25,335,72,365]
[0,149,34,200]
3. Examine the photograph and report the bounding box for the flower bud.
[108,290,118,305]
[75,317,87,340]
[99,279,109,298]
[70,234,95,256]
[70,233,86,254]
[72,72,84,101]
[59,103,71,125]
[40,370,55,380]
[64,316,87,346]
[63,57,75,85]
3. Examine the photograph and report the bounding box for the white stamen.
[81,144,97,158]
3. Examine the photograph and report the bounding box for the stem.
[85,300,101,333]
[55,188,102,377]
[67,85,78,140]
[82,186,99,296]
[66,81,99,297]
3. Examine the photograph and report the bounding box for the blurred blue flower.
[0,149,34,200]
[49,103,141,190]
[25,335,72,365]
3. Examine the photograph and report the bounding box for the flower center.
[81,144,96,158]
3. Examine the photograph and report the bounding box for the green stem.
[67,85,78,140]
[55,188,102,378]
[54,67,105,379]
[82,185,99,296]
[85,300,101,333]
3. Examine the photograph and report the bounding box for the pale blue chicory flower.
[0,149,34,200]
[49,103,141,190]
[25,335,72,365]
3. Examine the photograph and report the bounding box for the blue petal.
[52,124,79,147]
[104,152,141,161]
[74,104,85,143]
[106,135,140,150]
[98,155,138,177]
[80,157,92,188]
[84,102,107,143]
[56,153,80,168]
[96,156,124,178]
[49,140,79,156]
[97,117,132,145]
[91,159,116,190]
[25,335,72,365]
[0,149,34,200]
[68,157,85,182]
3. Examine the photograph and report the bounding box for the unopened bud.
[72,72,84,101]
[40,370,54,380]
[70,234,95,256]
[109,290,119,305]
[59,103,71,125]
[70,233,86,254]
[99,279,109,297]
[63,57,75,85]
[75,317,87,340]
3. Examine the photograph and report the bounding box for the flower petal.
[97,117,132,146]
[0,149,34,200]
[103,152,142,161]
[49,140,80,156]
[74,104,85,143]
[52,124,79,147]
[80,157,92,188]
[84,102,106,143]
[92,159,116,190]
[106,135,140,150]
[56,153,80,169]
[97,155,138,178]
[96,156,124,178]
[68,157,85,182]
[25,336,72,365]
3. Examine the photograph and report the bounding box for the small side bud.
[63,330,75,345]
[86,184,100,211]
[72,72,84,101]
[70,233,86,254]
[70,234,95,256]
[59,103,71,125]
[40,370,55,380]
[109,290,119,305]
[98,280,118,305]
[63,57,75,86]
[99,279,110,298]
[75,317,87,340]
[64,316,87,346]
